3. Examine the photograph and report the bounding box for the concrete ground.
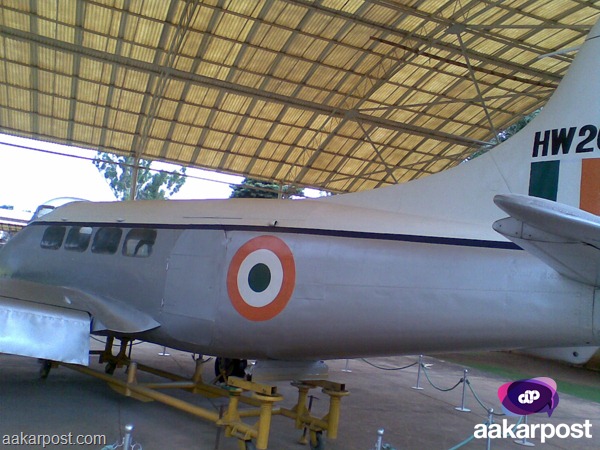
[0,342,598,450]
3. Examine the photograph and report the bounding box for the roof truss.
[0,0,598,193]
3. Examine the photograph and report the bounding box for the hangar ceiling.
[0,1,598,194]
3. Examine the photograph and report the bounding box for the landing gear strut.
[214,357,247,382]
[310,430,325,450]
[242,440,256,450]
[39,359,53,379]
[98,336,132,375]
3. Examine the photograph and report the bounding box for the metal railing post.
[412,355,424,390]
[514,415,535,447]
[375,428,384,450]
[486,409,494,450]
[454,369,471,412]
[342,359,352,372]
[123,424,134,450]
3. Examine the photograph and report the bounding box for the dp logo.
[498,377,559,417]
[518,389,540,404]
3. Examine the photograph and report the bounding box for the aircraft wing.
[493,194,600,287]
[0,278,160,364]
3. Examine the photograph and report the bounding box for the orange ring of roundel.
[227,235,296,321]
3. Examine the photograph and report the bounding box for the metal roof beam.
[0,99,447,177]
[285,0,566,83]
[1,4,541,121]
[0,24,486,148]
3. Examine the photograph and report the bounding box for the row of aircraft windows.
[41,225,157,257]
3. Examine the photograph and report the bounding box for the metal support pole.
[323,389,344,439]
[293,384,310,430]
[342,359,352,373]
[117,338,130,363]
[123,424,134,450]
[125,362,137,397]
[65,362,219,421]
[302,395,316,443]
[192,358,204,385]
[100,336,114,363]
[254,393,282,450]
[455,369,471,412]
[375,428,384,450]
[225,390,242,426]
[514,415,535,446]
[412,355,424,390]
[129,155,140,201]
[486,408,494,450]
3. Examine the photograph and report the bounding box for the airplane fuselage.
[1,199,597,361]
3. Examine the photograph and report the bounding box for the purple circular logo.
[498,377,559,417]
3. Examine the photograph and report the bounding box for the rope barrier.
[445,415,524,450]
[466,380,505,416]
[361,359,418,371]
[365,356,524,450]
[446,424,486,450]
[421,364,463,392]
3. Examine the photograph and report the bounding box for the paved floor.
[0,342,598,449]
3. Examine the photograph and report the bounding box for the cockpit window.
[32,205,55,221]
[91,227,122,254]
[41,226,66,249]
[65,226,93,252]
[122,229,157,257]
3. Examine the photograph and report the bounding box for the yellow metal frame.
[60,345,349,450]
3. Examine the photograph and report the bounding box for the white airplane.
[1,20,600,378]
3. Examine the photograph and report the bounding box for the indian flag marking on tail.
[528,158,600,215]
[580,158,600,215]
[529,161,559,201]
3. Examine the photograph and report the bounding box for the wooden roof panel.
[0,0,598,194]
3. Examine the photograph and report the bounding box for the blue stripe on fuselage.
[33,221,521,251]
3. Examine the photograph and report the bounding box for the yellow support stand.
[322,388,349,439]
[60,348,349,449]
[281,379,349,444]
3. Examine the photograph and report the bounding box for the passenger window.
[123,229,157,257]
[65,227,93,252]
[91,227,122,254]
[41,226,66,250]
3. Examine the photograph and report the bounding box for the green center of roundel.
[248,263,271,293]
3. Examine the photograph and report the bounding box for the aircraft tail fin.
[322,19,600,232]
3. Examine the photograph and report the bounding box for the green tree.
[497,108,541,143]
[94,152,186,200]
[467,109,542,161]
[230,178,304,199]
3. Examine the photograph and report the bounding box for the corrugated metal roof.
[0,0,598,193]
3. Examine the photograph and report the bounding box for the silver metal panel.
[0,297,90,365]
[521,346,600,365]
[248,360,329,382]
[0,278,160,334]
[493,195,600,286]
[160,230,226,348]
[208,230,596,360]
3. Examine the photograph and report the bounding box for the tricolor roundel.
[227,235,295,321]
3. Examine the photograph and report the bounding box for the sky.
[0,133,246,216]
[0,133,325,221]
